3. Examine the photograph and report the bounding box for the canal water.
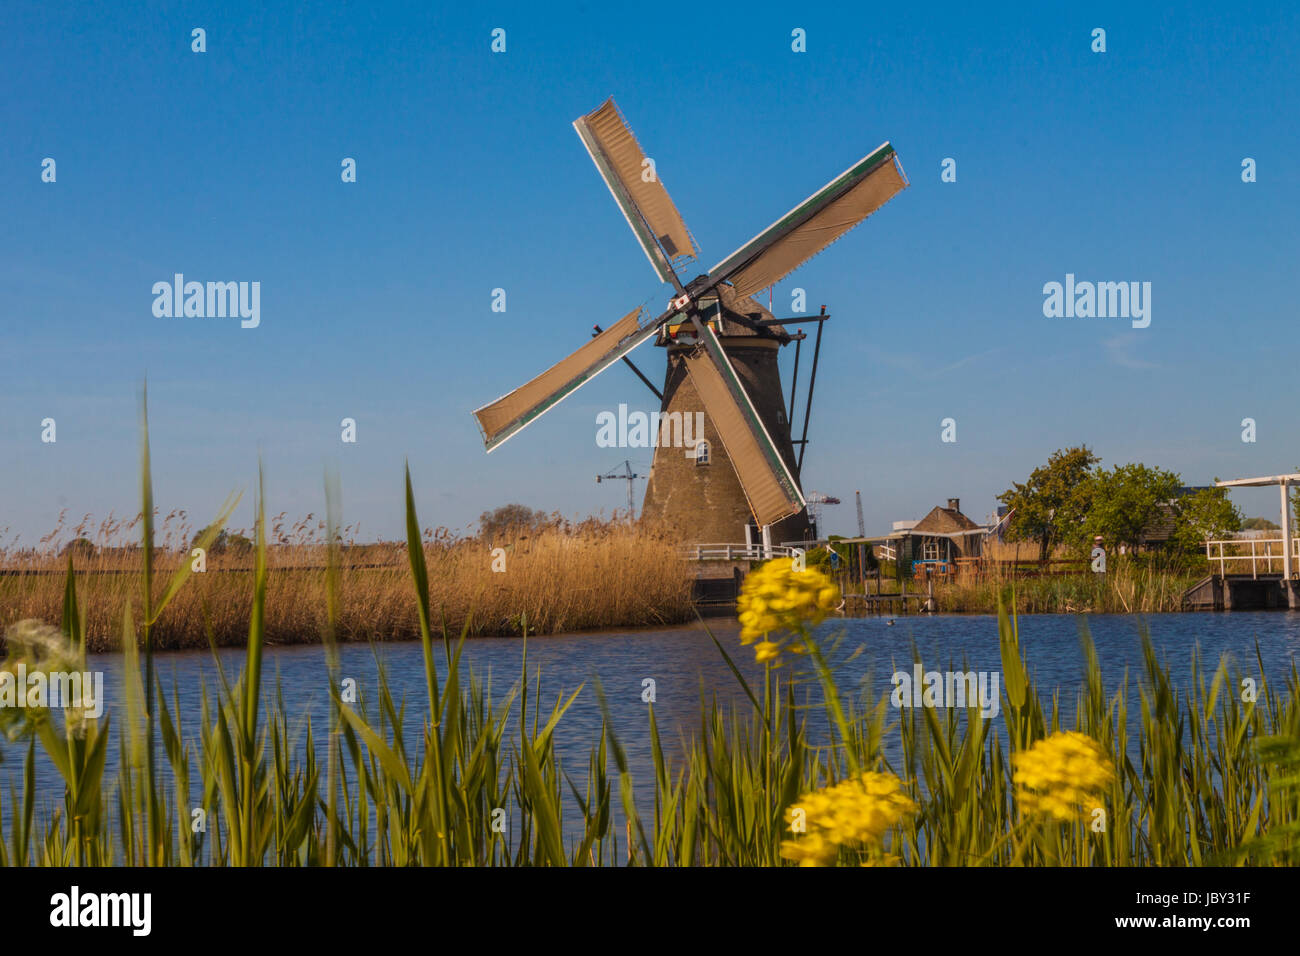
[5,611,1299,841]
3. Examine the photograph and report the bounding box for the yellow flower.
[780,771,916,867]
[736,557,840,660]
[779,831,837,867]
[1013,731,1115,822]
[753,641,782,664]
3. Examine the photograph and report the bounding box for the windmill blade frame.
[681,318,806,527]
[574,98,699,288]
[707,142,908,297]
[473,306,660,451]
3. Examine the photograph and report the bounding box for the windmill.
[473,97,908,548]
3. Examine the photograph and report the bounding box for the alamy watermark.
[50,886,150,936]
[1,621,105,732]
[891,665,1000,719]
[596,404,705,455]
[1042,274,1150,328]
[152,274,260,328]
[0,663,104,719]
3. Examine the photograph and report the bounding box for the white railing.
[682,543,799,561]
[1204,537,1300,579]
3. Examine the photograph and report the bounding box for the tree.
[997,446,1100,561]
[191,526,253,555]
[193,526,229,553]
[60,537,96,560]
[1171,488,1242,553]
[226,532,254,555]
[478,504,549,541]
[1242,516,1279,531]
[1080,463,1182,551]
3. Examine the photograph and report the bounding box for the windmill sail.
[709,143,907,297]
[682,322,806,527]
[574,98,698,285]
[473,307,653,451]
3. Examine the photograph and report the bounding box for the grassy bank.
[1,525,694,651]
[929,560,1205,614]
[2,454,1297,866]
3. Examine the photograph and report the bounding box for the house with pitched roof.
[867,498,989,575]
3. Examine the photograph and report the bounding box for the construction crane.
[805,491,841,538]
[856,490,866,537]
[596,460,645,521]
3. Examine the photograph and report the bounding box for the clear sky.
[3,1,1297,546]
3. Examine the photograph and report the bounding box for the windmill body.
[473,97,908,546]
[641,285,812,544]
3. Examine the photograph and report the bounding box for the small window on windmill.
[923,538,939,561]
[695,440,710,465]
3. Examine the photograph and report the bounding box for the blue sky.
[2,1,1297,545]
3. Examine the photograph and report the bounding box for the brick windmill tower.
[473,98,908,546]
[639,283,812,545]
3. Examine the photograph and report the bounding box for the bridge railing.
[682,544,799,561]
[1204,537,1300,579]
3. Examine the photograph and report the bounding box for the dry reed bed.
[0,526,694,651]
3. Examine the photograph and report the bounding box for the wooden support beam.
[1282,479,1295,607]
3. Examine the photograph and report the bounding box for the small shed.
[868,498,988,575]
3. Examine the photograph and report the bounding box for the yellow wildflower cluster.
[780,772,917,866]
[736,557,840,662]
[1013,731,1115,822]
